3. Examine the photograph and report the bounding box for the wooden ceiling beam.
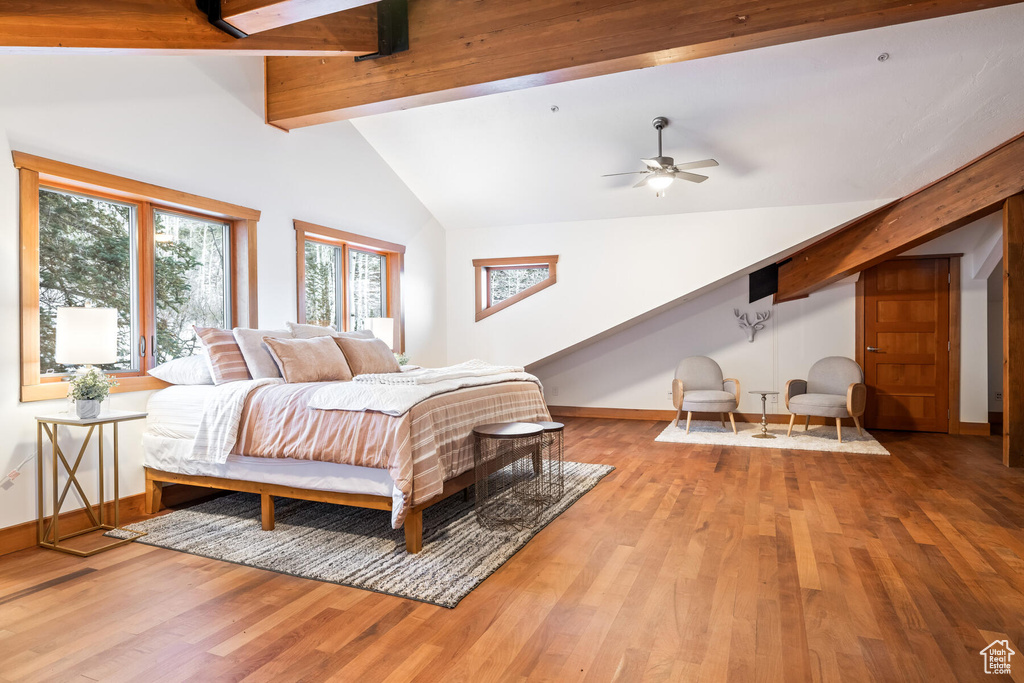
[0,0,377,55]
[265,0,1020,129]
[774,131,1024,302]
[218,0,377,35]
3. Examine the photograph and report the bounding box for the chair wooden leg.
[675,405,684,429]
[804,415,811,431]
[835,418,843,443]
[729,412,737,434]
[405,509,423,554]
[853,415,863,437]
[685,412,692,434]
[720,413,726,428]
[787,414,797,438]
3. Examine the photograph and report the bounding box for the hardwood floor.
[1,419,1022,682]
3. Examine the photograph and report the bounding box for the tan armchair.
[785,356,867,443]
[672,356,741,434]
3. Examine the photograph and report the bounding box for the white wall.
[532,275,855,415]
[0,55,446,529]
[445,200,886,368]
[988,260,1003,414]
[527,215,1001,424]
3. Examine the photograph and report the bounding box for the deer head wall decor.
[734,308,770,342]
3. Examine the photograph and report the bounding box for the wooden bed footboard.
[144,467,480,554]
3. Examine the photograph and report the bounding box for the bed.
[143,376,551,553]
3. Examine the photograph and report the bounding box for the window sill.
[21,376,170,402]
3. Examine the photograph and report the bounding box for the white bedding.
[143,435,400,502]
[310,367,541,416]
[146,385,217,440]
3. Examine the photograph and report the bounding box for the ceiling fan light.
[648,174,674,191]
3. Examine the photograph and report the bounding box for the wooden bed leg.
[405,509,423,554]
[261,494,275,531]
[145,474,163,514]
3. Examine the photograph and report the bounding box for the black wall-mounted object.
[749,260,788,303]
[354,0,410,62]
[196,0,249,39]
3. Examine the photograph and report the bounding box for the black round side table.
[472,422,544,529]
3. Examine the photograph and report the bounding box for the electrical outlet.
[996,392,1003,401]
[550,386,560,398]
[667,391,673,400]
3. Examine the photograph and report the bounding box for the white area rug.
[655,420,890,455]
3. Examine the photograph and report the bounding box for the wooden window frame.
[16,151,260,402]
[293,220,405,352]
[473,255,558,322]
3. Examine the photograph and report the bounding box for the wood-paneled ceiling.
[0,0,1019,125]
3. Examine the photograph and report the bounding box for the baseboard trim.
[959,422,992,437]
[547,406,850,426]
[0,483,217,557]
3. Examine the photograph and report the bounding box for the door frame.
[855,254,962,435]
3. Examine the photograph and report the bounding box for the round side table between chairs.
[748,390,780,439]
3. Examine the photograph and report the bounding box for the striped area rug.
[109,461,613,608]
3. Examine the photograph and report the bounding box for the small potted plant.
[68,368,118,419]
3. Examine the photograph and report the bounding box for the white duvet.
[309,366,541,416]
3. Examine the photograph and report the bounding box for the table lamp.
[55,307,118,371]
[367,317,395,352]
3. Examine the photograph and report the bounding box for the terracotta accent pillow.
[335,337,401,376]
[263,336,354,383]
[194,326,252,385]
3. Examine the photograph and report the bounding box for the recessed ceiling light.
[877,52,890,62]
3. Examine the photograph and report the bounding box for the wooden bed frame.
[145,462,499,554]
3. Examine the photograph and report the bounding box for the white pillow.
[148,354,214,385]
[285,322,374,340]
[233,327,292,379]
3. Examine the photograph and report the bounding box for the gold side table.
[35,410,148,556]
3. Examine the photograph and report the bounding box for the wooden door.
[862,258,950,432]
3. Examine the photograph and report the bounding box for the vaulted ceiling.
[347,4,1024,231]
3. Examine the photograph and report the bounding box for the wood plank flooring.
[1,419,1022,682]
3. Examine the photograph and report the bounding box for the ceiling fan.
[603,117,718,196]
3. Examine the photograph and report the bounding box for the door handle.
[867,346,881,352]
[139,335,147,358]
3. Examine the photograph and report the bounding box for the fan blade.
[640,158,663,170]
[673,171,708,183]
[633,176,651,188]
[601,171,648,177]
[673,158,719,171]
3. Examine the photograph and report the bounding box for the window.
[17,152,260,401]
[294,220,405,349]
[39,188,138,375]
[473,255,558,321]
[153,210,231,364]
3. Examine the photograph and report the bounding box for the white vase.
[76,399,101,419]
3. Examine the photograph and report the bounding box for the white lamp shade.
[367,317,395,351]
[55,307,119,365]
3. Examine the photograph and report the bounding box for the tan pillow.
[263,336,354,383]
[194,326,251,385]
[336,337,401,376]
